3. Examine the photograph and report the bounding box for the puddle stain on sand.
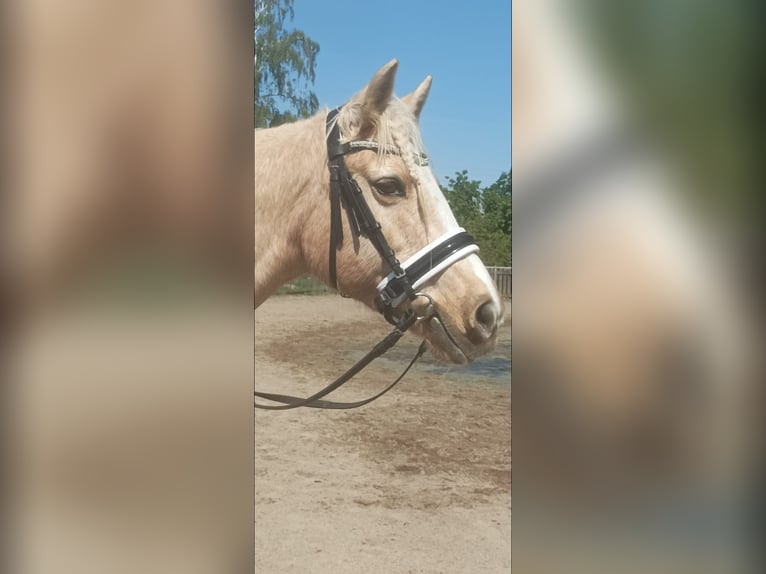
[342,332,511,385]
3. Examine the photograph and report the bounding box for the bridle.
[324,108,478,324]
[254,107,479,410]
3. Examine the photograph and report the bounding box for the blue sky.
[291,0,511,186]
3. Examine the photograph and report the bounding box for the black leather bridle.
[254,108,479,410]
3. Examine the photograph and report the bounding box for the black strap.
[254,340,426,410]
[325,108,416,320]
[328,164,343,289]
[254,311,421,410]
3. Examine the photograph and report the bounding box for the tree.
[255,0,320,128]
[482,171,511,236]
[441,170,512,266]
[442,171,482,224]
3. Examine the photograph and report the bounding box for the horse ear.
[357,59,398,131]
[402,76,432,120]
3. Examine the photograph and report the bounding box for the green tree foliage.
[580,0,756,222]
[442,170,512,266]
[443,171,482,224]
[482,171,512,236]
[255,0,320,128]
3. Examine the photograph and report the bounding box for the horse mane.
[331,98,427,172]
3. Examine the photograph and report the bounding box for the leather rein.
[254,108,478,410]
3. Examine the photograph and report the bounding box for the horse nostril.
[475,300,498,335]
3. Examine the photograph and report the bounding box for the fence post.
[486,266,511,298]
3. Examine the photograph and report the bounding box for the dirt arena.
[255,295,511,573]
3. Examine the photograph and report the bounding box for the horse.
[255,60,504,366]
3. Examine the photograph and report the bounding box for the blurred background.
[3,1,253,572]
[513,0,763,572]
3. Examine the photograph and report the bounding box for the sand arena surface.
[255,294,511,573]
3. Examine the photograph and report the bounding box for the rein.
[254,108,478,410]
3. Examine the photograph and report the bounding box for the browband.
[328,140,430,166]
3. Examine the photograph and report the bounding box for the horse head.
[307,60,504,364]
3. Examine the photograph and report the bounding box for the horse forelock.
[333,99,427,174]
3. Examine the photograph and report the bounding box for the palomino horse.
[255,60,504,366]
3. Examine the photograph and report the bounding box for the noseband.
[254,108,479,410]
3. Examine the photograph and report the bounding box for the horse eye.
[373,178,405,197]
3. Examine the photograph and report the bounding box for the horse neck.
[254,114,327,305]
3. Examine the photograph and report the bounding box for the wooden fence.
[486,266,512,298]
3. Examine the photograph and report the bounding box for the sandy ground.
[255,295,511,574]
